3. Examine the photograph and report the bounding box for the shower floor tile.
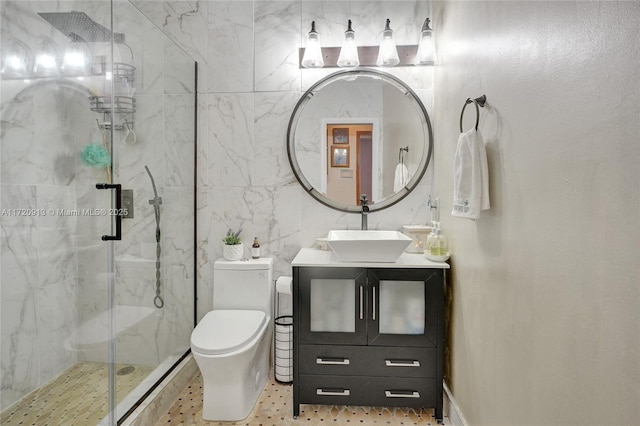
[0,362,154,426]
[156,372,451,425]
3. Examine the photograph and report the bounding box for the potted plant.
[222,228,243,261]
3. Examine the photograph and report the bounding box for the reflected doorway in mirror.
[326,123,376,206]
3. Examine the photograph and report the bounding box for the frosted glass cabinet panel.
[297,267,367,345]
[378,280,425,335]
[367,268,440,347]
[310,279,356,332]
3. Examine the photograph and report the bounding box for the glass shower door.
[1,1,117,423]
[1,0,196,424]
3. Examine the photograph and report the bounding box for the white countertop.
[291,248,450,269]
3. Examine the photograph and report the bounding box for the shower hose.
[145,166,164,309]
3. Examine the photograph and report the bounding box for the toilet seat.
[191,310,266,355]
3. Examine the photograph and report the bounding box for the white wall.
[433,1,640,424]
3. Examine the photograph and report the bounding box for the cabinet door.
[297,267,367,345]
[367,269,442,347]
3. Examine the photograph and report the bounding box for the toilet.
[190,258,274,421]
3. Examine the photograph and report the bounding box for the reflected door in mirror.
[326,123,374,206]
[356,131,373,203]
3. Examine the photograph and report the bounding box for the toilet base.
[192,323,271,421]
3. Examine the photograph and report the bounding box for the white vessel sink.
[326,230,412,263]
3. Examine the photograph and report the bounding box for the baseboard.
[443,382,468,426]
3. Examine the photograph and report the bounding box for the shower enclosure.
[0,1,196,424]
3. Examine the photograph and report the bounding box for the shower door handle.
[96,183,122,241]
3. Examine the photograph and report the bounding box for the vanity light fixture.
[376,19,400,67]
[301,21,324,68]
[298,17,435,68]
[337,20,360,68]
[416,18,436,65]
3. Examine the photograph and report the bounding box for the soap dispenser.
[427,222,448,258]
[426,222,438,254]
[434,224,448,256]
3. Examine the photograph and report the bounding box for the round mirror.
[287,69,433,213]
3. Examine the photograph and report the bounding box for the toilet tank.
[213,258,274,317]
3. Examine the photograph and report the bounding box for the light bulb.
[337,20,360,68]
[1,39,33,78]
[376,19,399,67]
[416,18,436,65]
[35,54,57,71]
[5,55,25,74]
[61,44,88,76]
[61,49,87,75]
[32,37,60,77]
[301,21,324,68]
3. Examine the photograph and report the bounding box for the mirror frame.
[287,68,433,213]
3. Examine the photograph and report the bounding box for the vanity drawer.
[299,344,435,378]
[299,375,436,408]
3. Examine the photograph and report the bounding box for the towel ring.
[459,95,487,132]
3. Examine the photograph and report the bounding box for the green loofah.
[80,144,111,168]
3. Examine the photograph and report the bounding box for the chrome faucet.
[360,194,369,230]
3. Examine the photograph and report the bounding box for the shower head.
[38,11,125,44]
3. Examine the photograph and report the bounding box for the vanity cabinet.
[291,249,448,423]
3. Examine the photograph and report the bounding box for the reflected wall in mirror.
[287,69,433,213]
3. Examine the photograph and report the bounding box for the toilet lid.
[191,310,266,355]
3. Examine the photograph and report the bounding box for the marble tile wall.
[134,0,436,320]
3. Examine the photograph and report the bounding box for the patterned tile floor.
[0,362,154,426]
[155,372,451,425]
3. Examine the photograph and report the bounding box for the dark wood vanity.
[291,248,448,423]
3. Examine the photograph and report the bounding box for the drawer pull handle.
[317,389,350,396]
[316,357,350,365]
[385,390,420,399]
[359,285,363,320]
[385,360,421,367]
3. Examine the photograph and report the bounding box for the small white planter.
[223,242,244,261]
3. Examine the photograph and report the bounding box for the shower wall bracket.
[121,189,134,219]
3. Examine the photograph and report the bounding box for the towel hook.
[398,146,409,162]
[459,95,487,133]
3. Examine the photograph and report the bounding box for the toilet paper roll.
[275,348,292,359]
[276,276,292,295]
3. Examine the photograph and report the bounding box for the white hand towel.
[393,163,410,192]
[452,128,490,220]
